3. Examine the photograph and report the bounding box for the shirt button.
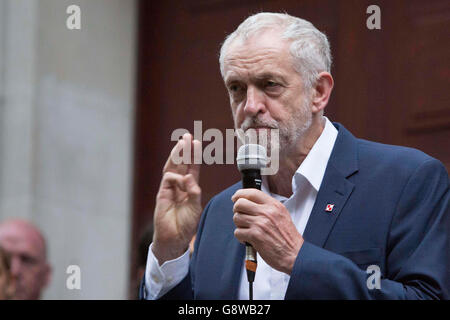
[151,274,160,283]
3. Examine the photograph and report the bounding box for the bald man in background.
[0,219,51,300]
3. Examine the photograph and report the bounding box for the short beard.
[236,95,312,158]
[280,95,312,155]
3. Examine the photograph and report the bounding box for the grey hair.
[219,12,332,90]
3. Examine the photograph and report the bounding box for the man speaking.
[140,12,449,299]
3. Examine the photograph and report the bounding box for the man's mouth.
[244,126,275,132]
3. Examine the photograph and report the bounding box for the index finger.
[163,135,190,175]
[231,188,272,204]
[163,133,201,182]
[189,139,202,182]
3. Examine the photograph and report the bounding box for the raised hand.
[152,133,202,264]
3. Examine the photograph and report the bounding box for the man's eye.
[21,255,38,266]
[229,84,241,92]
[265,81,278,87]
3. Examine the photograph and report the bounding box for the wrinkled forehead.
[224,27,288,59]
[222,32,296,80]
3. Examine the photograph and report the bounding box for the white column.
[0,0,136,299]
[0,0,38,220]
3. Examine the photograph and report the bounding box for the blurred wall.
[0,0,136,299]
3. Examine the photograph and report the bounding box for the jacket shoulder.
[208,181,242,206]
[356,138,443,175]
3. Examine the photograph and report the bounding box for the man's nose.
[244,86,266,116]
[10,256,22,277]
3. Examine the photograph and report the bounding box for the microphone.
[236,144,268,300]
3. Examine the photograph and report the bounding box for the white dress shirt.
[144,117,338,300]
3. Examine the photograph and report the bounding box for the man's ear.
[310,72,334,114]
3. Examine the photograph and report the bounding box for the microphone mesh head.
[236,144,268,171]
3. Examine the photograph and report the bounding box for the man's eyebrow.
[225,72,286,85]
[254,72,285,80]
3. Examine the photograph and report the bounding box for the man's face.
[0,223,50,299]
[223,30,312,156]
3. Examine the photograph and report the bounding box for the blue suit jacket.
[140,123,450,299]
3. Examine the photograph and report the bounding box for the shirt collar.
[262,116,338,198]
[294,116,338,192]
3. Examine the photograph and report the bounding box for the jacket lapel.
[302,123,358,248]
[201,182,244,299]
[219,234,245,299]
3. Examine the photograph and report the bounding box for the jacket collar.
[328,122,359,178]
[302,122,359,248]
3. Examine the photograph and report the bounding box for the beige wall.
[0,0,136,299]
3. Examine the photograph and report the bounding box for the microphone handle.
[245,244,257,282]
[240,169,262,287]
[241,169,262,189]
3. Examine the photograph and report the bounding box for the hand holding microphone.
[235,144,268,298]
[233,144,304,283]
